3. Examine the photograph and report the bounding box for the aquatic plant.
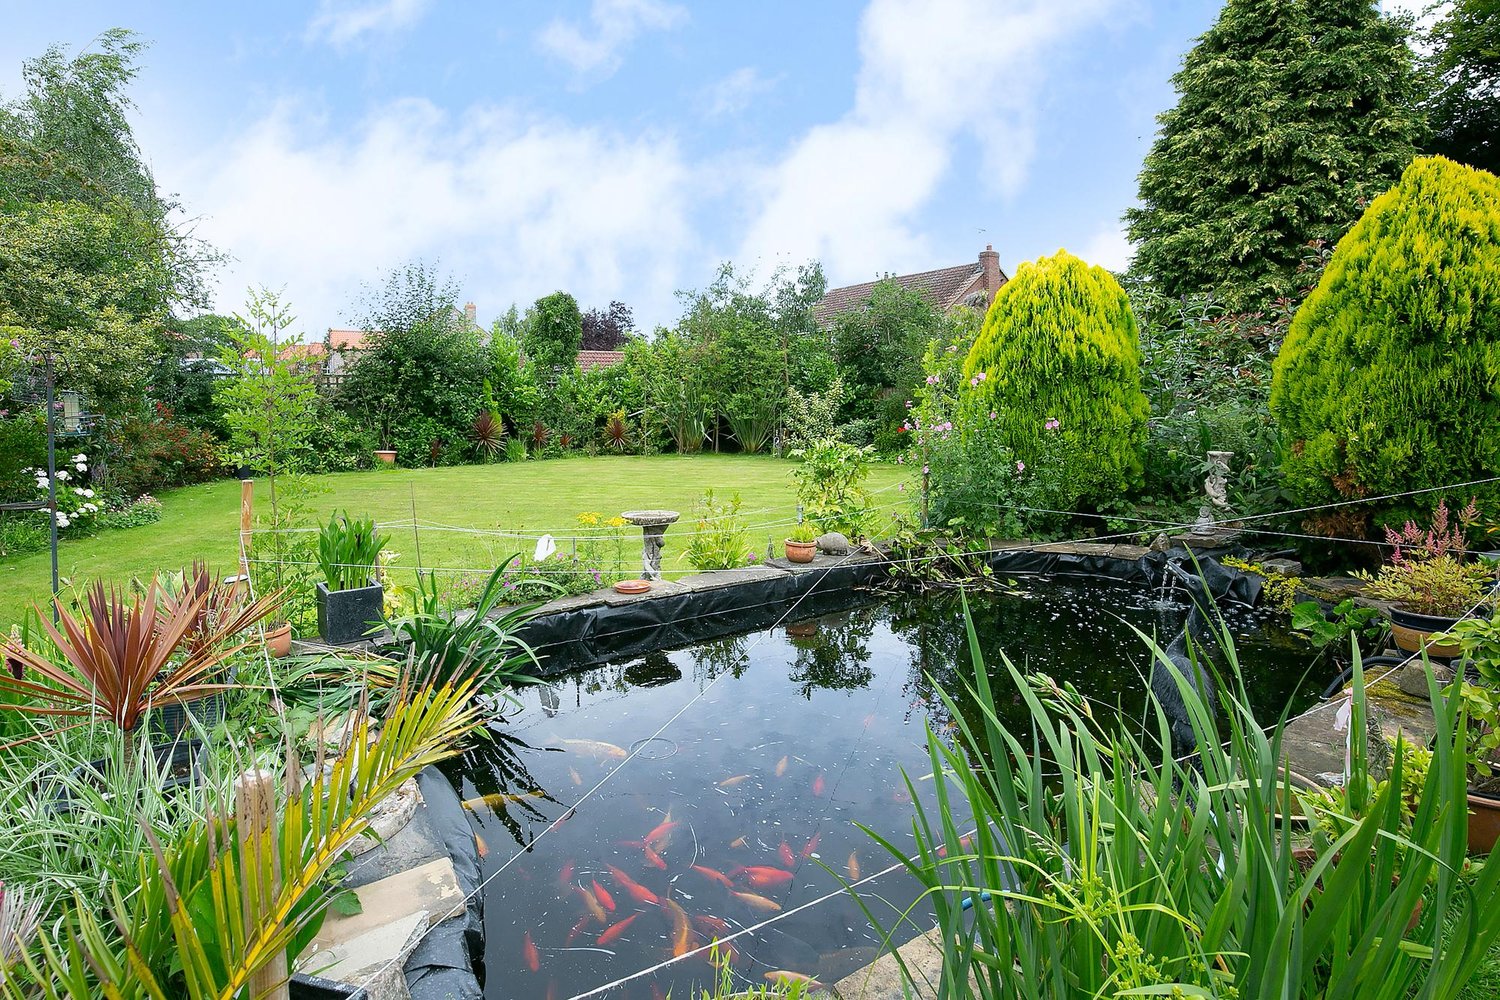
[685,490,755,571]
[316,511,385,591]
[856,599,1500,998]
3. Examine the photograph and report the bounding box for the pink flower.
[989,411,997,420]
[922,465,930,475]
[1016,461,1026,473]
[898,482,906,492]
[1044,418,1060,431]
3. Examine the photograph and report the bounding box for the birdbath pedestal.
[621,510,680,581]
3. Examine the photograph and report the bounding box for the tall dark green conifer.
[1125,0,1425,311]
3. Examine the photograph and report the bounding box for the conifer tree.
[962,250,1149,507]
[1126,0,1425,312]
[1269,156,1500,520]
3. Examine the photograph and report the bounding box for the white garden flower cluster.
[24,453,100,531]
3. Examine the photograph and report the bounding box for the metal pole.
[44,353,59,618]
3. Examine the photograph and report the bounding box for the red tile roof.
[578,349,625,371]
[813,262,990,326]
[328,328,370,351]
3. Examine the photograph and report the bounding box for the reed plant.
[856,596,1500,999]
[316,512,385,592]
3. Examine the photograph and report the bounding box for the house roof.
[813,261,989,326]
[578,350,625,371]
[327,328,370,351]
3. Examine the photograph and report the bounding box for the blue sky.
[2,1,1238,334]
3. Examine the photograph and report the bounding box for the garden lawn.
[0,455,908,627]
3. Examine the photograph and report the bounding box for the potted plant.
[785,522,818,564]
[1437,611,1500,852]
[1358,499,1490,656]
[315,512,387,645]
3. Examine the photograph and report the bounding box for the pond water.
[446,579,1331,1000]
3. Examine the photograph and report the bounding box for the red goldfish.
[778,841,796,867]
[644,817,679,852]
[559,861,575,886]
[578,885,606,923]
[812,773,826,797]
[718,774,751,788]
[728,836,748,849]
[522,931,540,972]
[606,864,660,905]
[774,755,789,777]
[591,879,616,912]
[564,914,592,946]
[733,866,793,888]
[474,833,488,859]
[663,898,692,957]
[848,851,861,880]
[692,864,734,888]
[693,914,732,936]
[597,913,639,946]
[801,833,821,859]
[643,845,668,870]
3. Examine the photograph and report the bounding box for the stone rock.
[1262,557,1304,578]
[1150,533,1171,553]
[817,531,851,555]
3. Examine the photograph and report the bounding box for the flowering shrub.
[1357,498,1490,617]
[96,493,164,530]
[790,438,877,538]
[685,491,755,571]
[109,404,221,497]
[23,453,100,532]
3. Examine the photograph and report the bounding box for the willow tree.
[1270,156,1500,521]
[961,250,1149,507]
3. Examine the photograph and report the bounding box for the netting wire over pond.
[443,579,1331,1000]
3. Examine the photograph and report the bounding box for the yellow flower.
[607,516,627,528]
[577,511,600,526]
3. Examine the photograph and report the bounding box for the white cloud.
[306,0,432,49]
[738,0,1116,286]
[704,67,778,118]
[537,0,687,79]
[167,98,696,331]
[1078,224,1134,272]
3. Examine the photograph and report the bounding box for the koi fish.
[578,885,607,923]
[812,773,826,797]
[775,755,789,777]
[474,833,488,859]
[568,766,583,786]
[663,898,692,957]
[777,841,796,867]
[547,808,577,833]
[523,931,540,972]
[643,845,667,870]
[734,866,793,889]
[801,833,821,859]
[561,738,628,759]
[862,713,876,728]
[462,790,544,810]
[733,891,782,913]
[644,817,678,851]
[597,913,639,946]
[848,851,861,880]
[693,914,732,936]
[606,864,660,905]
[559,861,575,886]
[728,836,748,849]
[935,835,975,860]
[692,864,734,888]
[564,914,592,946]
[764,971,824,991]
[592,879,616,912]
[718,774,751,787]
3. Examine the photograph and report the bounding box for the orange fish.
[663,898,692,957]
[568,766,583,786]
[578,885,607,923]
[559,861,575,886]
[718,774,751,787]
[935,834,975,860]
[607,864,660,905]
[597,913,639,946]
[592,879,616,912]
[522,931,540,972]
[564,914,592,946]
[644,818,679,851]
[728,836,748,849]
[733,891,782,913]
[778,841,796,867]
[765,971,824,991]
[692,864,734,888]
[693,914,732,936]
[734,866,793,888]
[651,985,666,1000]
[801,833,821,859]
[474,833,488,858]
[862,713,876,728]
[775,755,789,777]
[812,773,826,797]
[644,845,668,870]
[848,851,861,881]
[547,981,558,1000]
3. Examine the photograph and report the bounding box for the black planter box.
[290,973,368,999]
[52,738,205,815]
[316,579,385,645]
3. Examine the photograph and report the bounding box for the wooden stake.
[235,768,289,1000]
[240,479,254,581]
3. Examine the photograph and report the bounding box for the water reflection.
[785,608,875,698]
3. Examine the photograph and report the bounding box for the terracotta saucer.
[614,579,651,594]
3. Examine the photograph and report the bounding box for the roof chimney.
[464,301,477,327]
[979,244,1002,299]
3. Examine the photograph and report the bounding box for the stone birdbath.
[621,510,680,581]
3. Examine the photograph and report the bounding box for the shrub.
[95,493,163,531]
[961,250,1149,509]
[0,408,46,504]
[108,403,221,497]
[684,490,755,571]
[1270,156,1500,524]
[790,438,877,538]
[0,511,48,556]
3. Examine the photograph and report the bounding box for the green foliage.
[832,278,946,449]
[0,512,48,558]
[524,290,584,380]
[1270,157,1500,520]
[684,490,755,571]
[787,521,818,544]
[1424,0,1500,174]
[1290,598,1383,650]
[94,493,162,531]
[784,377,849,452]
[858,601,1500,999]
[1440,610,1500,779]
[0,409,45,504]
[790,438,877,538]
[630,330,711,453]
[317,512,384,591]
[107,404,221,499]
[215,288,318,478]
[1125,0,1426,311]
[961,250,1149,508]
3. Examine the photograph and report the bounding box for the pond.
[445,578,1331,1000]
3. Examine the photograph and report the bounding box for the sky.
[0,0,1391,336]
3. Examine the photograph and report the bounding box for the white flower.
[75,462,87,473]
[85,503,98,512]
[55,470,68,481]
[72,453,86,463]
[56,514,70,528]
[81,488,94,498]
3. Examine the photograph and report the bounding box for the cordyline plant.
[0,578,282,748]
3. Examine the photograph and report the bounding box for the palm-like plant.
[159,563,286,661]
[604,408,630,452]
[470,410,505,461]
[0,579,281,746]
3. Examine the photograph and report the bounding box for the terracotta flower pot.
[785,539,817,564]
[374,449,397,465]
[1468,789,1500,855]
[265,621,293,658]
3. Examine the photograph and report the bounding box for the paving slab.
[301,909,428,1000]
[831,929,953,1000]
[312,857,463,948]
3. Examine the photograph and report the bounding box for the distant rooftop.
[813,245,1007,326]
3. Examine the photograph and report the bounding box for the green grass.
[0,454,909,627]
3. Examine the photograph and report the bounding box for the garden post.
[235,768,289,1000]
[240,479,254,581]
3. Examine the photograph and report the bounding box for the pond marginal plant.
[316,512,385,592]
[852,594,1500,999]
